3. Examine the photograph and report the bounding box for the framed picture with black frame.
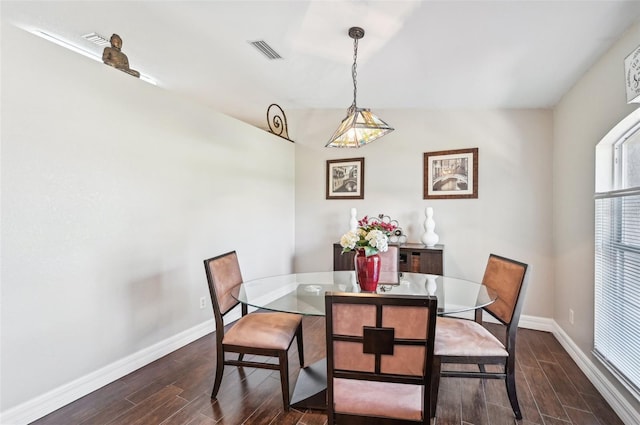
[326,157,364,200]
[423,148,478,199]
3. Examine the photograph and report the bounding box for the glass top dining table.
[234,270,497,316]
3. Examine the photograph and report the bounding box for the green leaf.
[364,246,378,257]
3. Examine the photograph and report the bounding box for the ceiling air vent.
[249,40,282,60]
[82,32,110,46]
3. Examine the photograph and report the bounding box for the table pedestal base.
[291,359,327,410]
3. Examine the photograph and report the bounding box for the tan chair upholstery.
[325,292,437,424]
[431,254,528,419]
[379,244,400,272]
[378,245,400,285]
[203,251,304,410]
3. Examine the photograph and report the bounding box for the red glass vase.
[354,249,381,291]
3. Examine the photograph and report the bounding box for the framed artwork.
[326,157,364,199]
[423,148,478,199]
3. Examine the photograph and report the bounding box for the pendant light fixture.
[326,26,394,148]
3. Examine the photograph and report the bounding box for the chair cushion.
[223,312,302,350]
[333,377,423,421]
[434,317,508,357]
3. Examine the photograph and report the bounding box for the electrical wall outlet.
[200,297,206,309]
[569,308,574,325]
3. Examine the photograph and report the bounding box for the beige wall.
[554,22,640,412]
[1,24,295,415]
[291,108,555,320]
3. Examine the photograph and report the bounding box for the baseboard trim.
[475,312,554,332]
[0,318,220,425]
[519,314,555,332]
[552,321,640,425]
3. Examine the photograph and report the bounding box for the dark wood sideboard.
[333,243,444,275]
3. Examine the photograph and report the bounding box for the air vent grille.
[249,40,282,60]
[82,32,110,46]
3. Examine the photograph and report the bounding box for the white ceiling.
[3,0,640,129]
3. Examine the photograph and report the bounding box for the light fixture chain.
[351,37,358,109]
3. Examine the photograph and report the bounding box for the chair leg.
[296,323,304,367]
[506,368,522,420]
[279,351,291,410]
[238,353,244,362]
[211,348,225,399]
[430,356,441,419]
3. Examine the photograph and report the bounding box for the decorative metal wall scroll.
[266,104,293,142]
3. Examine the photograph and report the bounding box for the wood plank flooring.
[31,317,623,425]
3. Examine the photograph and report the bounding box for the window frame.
[594,108,640,401]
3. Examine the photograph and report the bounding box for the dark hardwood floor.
[31,317,623,425]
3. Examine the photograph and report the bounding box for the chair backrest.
[378,245,400,272]
[204,251,243,319]
[378,245,400,284]
[481,254,528,326]
[325,292,437,410]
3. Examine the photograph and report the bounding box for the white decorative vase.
[426,276,437,295]
[350,272,360,293]
[421,207,439,247]
[349,207,358,232]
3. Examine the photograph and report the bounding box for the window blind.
[594,189,640,398]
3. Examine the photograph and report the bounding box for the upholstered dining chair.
[378,244,400,272]
[325,291,438,424]
[378,244,400,285]
[203,251,304,410]
[431,254,528,419]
